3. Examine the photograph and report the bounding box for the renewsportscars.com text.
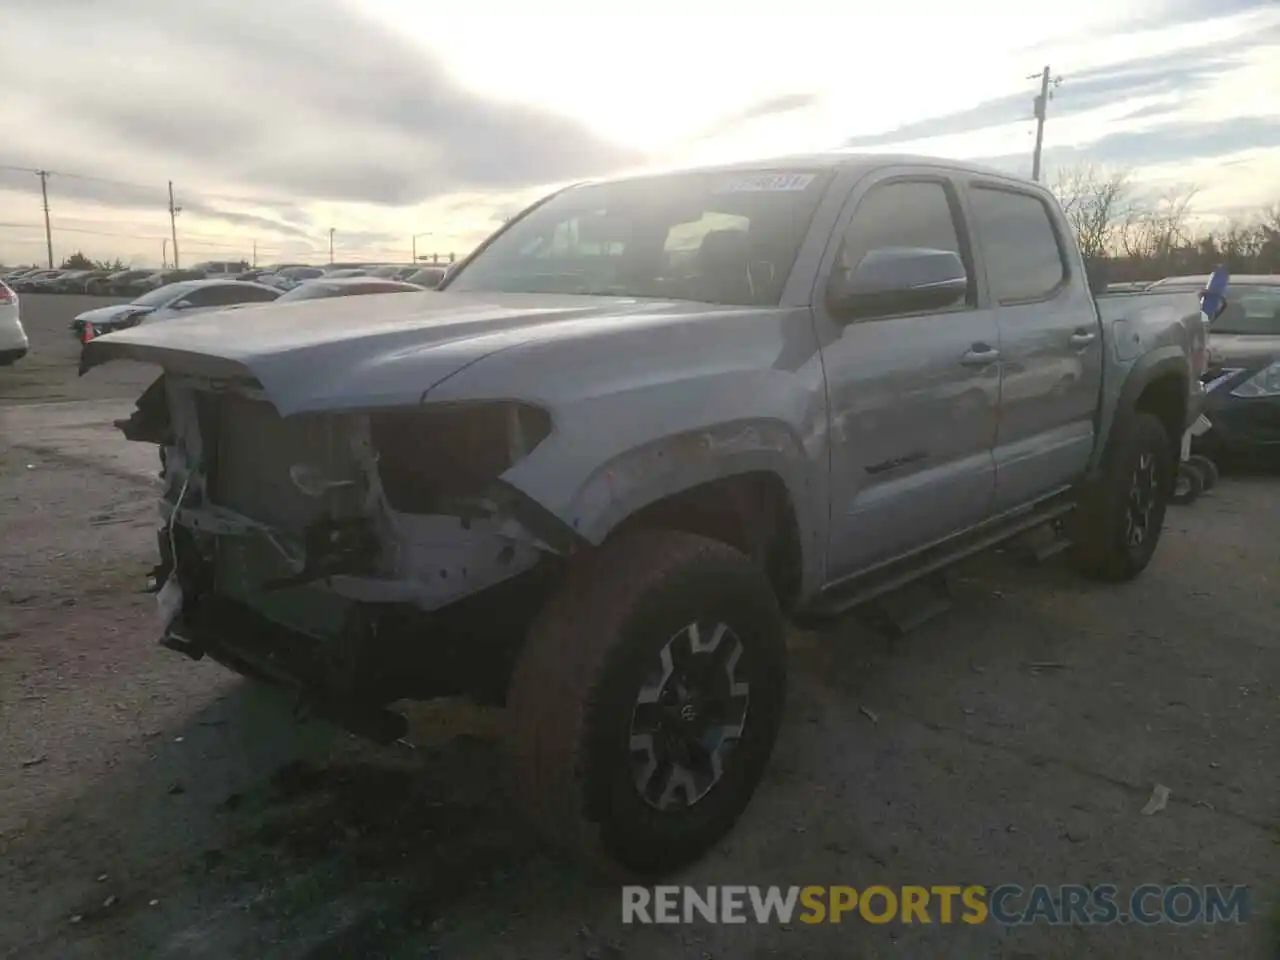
[622,884,1250,926]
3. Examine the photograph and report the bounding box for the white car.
[71,278,281,340]
[0,281,28,364]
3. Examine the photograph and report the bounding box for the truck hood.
[81,291,727,415]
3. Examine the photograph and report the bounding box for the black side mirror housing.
[828,247,968,320]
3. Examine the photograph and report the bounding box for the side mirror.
[829,247,968,320]
[170,299,193,310]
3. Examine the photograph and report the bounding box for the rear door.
[816,168,1001,578]
[963,181,1101,511]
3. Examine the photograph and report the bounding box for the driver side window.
[834,179,975,315]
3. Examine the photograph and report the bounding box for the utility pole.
[167,181,182,268]
[38,170,53,268]
[1029,65,1062,182]
[328,227,335,265]
[252,239,257,268]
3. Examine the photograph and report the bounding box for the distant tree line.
[1050,164,1280,283]
[59,250,127,271]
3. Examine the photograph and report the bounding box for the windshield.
[444,169,835,306]
[132,283,189,307]
[1213,286,1280,335]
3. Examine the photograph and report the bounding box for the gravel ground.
[1,295,1277,960]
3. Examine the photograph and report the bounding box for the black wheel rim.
[1126,452,1157,547]
[628,620,751,811]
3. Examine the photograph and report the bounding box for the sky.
[1,0,1278,268]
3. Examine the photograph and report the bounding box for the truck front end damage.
[130,374,576,739]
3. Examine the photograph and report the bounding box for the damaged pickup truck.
[85,153,1208,875]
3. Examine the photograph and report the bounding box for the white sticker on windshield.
[713,173,817,194]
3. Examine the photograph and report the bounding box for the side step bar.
[796,494,1077,626]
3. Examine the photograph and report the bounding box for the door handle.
[961,345,1001,366]
[1070,330,1097,347]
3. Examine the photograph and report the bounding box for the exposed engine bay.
[120,373,574,735]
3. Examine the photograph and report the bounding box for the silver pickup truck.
[86,153,1207,875]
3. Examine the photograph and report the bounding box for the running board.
[796,496,1078,625]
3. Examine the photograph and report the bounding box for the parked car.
[259,266,326,291]
[405,266,446,288]
[32,270,85,292]
[273,277,427,302]
[88,153,1206,876]
[189,259,250,278]
[320,267,373,278]
[135,269,206,293]
[0,280,28,364]
[14,269,65,292]
[71,278,281,341]
[364,265,419,280]
[1169,274,1280,460]
[93,269,153,295]
[49,269,108,293]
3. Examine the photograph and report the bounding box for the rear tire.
[1070,412,1173,582]
[505,529,787,877]
[1187,454,1219,492]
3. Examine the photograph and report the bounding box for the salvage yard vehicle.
[1180,274,1280,462]
[71,279,282,341]
[0,280,28,365]
[85,153,1208,876]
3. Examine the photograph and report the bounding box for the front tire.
[505,529,787,876]
[1070,412,1173,582]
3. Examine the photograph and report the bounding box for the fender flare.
[517,420,824,593]
[1093,347,1190,475]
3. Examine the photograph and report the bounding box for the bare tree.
[1050,164,1133,261]
[1118,184,1199,268]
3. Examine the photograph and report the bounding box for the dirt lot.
[2,294,1278,959]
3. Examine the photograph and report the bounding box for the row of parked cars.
[1,260,449,297]
[71,273,443,343]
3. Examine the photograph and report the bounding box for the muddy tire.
[1070,412,1173,582]
[1171,461,1204,505]
[1187,454,1219,492]
[505,529,787,876]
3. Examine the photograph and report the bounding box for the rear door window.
[969,187,1068,303]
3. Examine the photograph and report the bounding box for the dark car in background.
[273,277,426,302]
[366,264,419,280]
[50,269,111,293]
[1178,275,1280,460]
[14,270,68,292]
[94,269,156,295]
[132,268,206,294]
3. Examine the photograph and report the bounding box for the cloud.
[969,115,1280,173]
[1110,0,1275,32]
[843,39,1272,149]
[0,0,647,209]
[700,93,820,135]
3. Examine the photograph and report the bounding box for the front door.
[964,183,1102,511]
[815,172,1001,579]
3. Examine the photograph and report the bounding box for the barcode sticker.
[713,173,816,194]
